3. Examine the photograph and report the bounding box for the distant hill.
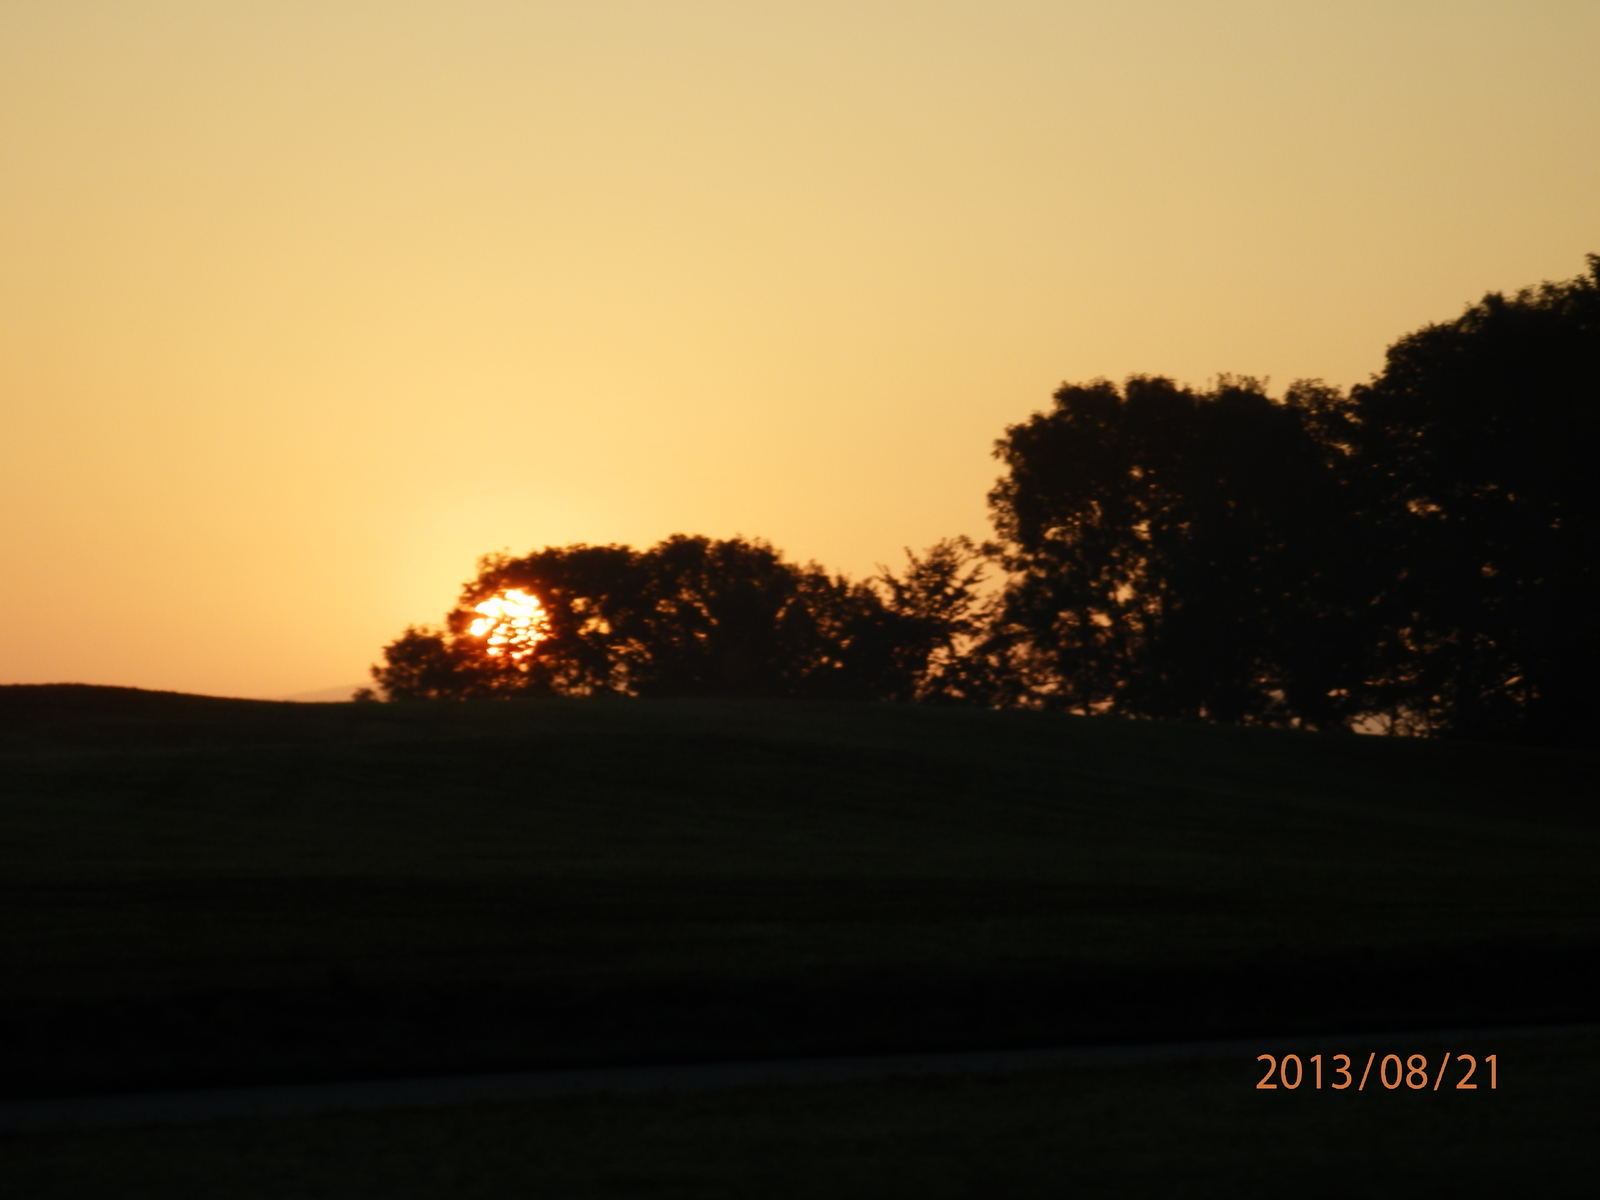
[0,683,1594,1099]
[276,683,371,703]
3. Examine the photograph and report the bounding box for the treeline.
[374,534,990,705]
[374,257,1600,746]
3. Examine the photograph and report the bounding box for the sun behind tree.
[466,588,551,661]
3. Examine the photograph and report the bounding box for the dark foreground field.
[7,1030,1596,1199]
[1,684,1596,1192]
[2,684,1595,1097]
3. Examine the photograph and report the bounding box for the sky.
[2,0,1597,699]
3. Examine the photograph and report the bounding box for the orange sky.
[3,1,1597,698]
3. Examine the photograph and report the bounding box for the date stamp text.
[1255,1052,1498,1091]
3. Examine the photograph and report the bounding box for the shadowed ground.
[3,1030,1595,1198]
[1,685,1595,1101]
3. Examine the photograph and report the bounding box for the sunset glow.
[3,4,1597,699]
[467,589,551,660]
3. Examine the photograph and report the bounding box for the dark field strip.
[4,937,1594,1100]
[4,1023,1594,1133]
[4,1031,1595,1199]
[1,685,1596,1103]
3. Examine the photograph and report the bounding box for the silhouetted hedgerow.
[373,535,994,705]
[375,258,1599,747]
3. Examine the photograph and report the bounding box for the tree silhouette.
[372,535,983,703]
[873,536,1000,704]
[985,256,1599,745]
[375,257,1598,745]
[987,374,1369,727]
[1348,255,1600,743]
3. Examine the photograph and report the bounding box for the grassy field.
[5,1031,1596,1198]
[1,684,1596,1101]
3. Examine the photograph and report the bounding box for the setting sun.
[467,589,551,660]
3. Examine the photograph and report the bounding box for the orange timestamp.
[1256,1051,1498,1091]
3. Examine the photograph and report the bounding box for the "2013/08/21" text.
[1255,1052,1497,1091]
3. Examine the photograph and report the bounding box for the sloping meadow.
[1,685,1595,1098]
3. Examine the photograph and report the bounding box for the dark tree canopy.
[987,255,1600,745]
[1347,255,1600,743]
[374,257,1598,747]
[373,535,991,704]
[986,374,1370,728]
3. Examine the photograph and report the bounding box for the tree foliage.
[373,535,992,704]
[374,258,1598,746]
[1346,255,1600,742]
[986,374,1370,727]
[986,256,1600,744]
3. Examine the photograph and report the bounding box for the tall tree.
[987,374,1369,727]
[1349,256,1600,744]
[987,256,1600,745]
